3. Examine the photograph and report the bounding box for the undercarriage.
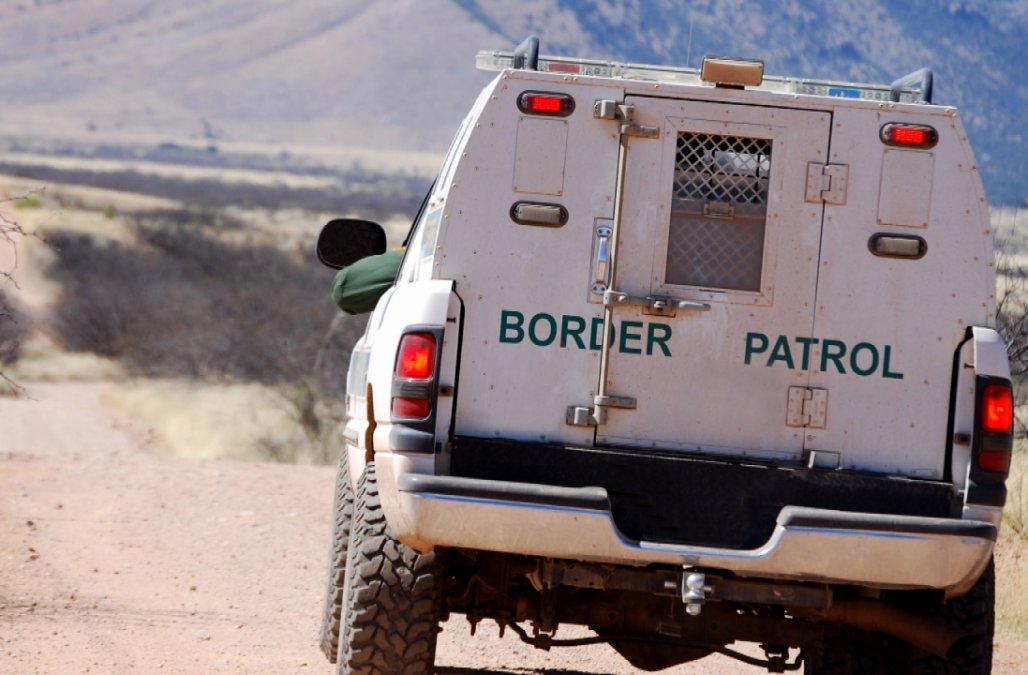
[441,551,974,673]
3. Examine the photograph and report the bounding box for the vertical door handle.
[594,226,612,291]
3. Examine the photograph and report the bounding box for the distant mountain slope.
[0,0,1023,203]
[0,0,497,149]
[459,0,1027,204]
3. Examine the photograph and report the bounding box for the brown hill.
[0,0,497,153]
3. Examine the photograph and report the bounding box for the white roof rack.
[475,48,929,104]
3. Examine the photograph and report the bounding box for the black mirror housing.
[315,218,388,269]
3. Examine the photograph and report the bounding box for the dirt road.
[2,383,1026,674]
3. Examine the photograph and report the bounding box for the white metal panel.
[438,73,625,445]
[877,149,934,227]
[599,98,831,461]
[513,117,568,195]
[806,106,994,477]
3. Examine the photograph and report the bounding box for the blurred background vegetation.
[0,174,417,465]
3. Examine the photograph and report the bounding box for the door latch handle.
[603,289,710,316]
[593,226,612,292]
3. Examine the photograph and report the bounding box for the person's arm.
[331,250,405,315]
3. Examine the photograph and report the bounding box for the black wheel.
[906,558,994,675]
[337,462,441,674]
[318,455,355,662]
[805,559,995,675]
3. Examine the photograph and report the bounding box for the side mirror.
[315,218,387,269]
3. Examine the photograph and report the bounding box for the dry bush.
[0,289,27,365]
[1,200,32,394]
[997,242,1028,538]
[46,217,366,402]
[0,160,427,223]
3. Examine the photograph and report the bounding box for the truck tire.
[319,455,355,662]
[905,558,994,675]
[805,559,995,675]
[337,462,441,674]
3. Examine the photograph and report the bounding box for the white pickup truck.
[316,37,1012,674]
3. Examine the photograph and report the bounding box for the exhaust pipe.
[820,598,962,658]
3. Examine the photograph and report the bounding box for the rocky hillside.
[0,0,1023,204]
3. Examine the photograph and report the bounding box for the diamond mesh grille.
[673,133,771,204]
[666,132,772,291]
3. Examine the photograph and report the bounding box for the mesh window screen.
[666,133,772,292]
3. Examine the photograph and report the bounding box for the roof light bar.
[476,50,929,103]
[701,56,764,88]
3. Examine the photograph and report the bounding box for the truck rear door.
[595,97,831,463]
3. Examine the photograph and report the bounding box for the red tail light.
[396,333,436,379]
[981,384,1013,434]
[977,448,1012,474]
[392,332,437,421]
[391,397,431,419]
[975,379,1014,475]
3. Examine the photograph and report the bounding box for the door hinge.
[593,99,630,120]
[804,162,849,205]
[786,386,828,429]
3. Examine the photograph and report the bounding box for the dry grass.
[995,208,1028,639]
[101,378,341,465]
[5,347,127,383]
[1003,443,1028,536]
[996,534,1028,640]
[0,172,370,461]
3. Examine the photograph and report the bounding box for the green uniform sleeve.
[331,250,405,315]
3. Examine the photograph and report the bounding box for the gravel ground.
[1,382,1025,674]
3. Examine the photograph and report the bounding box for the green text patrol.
[745,332,904,379]
[499,310,673,356]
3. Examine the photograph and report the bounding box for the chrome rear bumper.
[377,460,995,596]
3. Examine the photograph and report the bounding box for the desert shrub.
[46,220,365,401]
[0,161,427,222]
[997,242,1028,537]
[2,200,31,393]
[997,257,1028,391]
[0,288,27,364]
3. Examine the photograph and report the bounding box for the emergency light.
[477,50,931,103]
[518,91,575,116]
[880,123,939,149]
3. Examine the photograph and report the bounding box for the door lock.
[603,289,710,316]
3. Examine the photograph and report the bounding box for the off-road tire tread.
[908,559,994,675]
[338,463,440,675]
[805,559,995,675]
[319,455,355,662]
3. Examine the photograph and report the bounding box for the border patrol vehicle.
[315,37,1012,674]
